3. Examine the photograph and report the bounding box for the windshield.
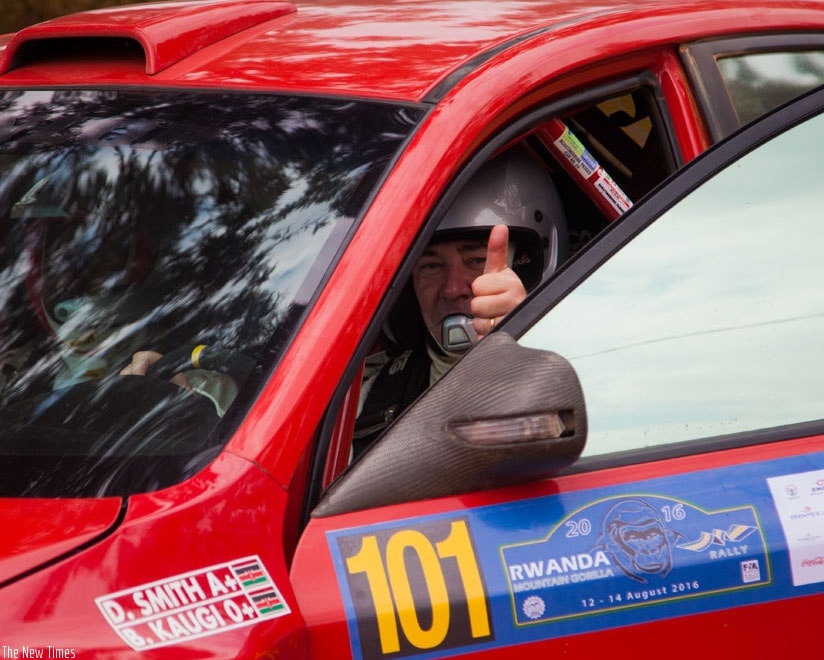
[0,90,424,498]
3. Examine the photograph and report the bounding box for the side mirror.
[313,333,587,517]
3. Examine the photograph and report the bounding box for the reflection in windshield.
[0,90,424,497]
[521,110,824,457]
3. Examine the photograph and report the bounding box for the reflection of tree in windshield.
[0,90,423,496]
[0,90,421,497]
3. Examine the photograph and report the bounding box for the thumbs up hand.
[470,224,527,339]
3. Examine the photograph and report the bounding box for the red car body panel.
[293,436,824,658]
[0,498,122,583]
[2,453,307,656]
[0,0,822,100]
[2,0,824,657]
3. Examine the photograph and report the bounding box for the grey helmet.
[435,147,567,290]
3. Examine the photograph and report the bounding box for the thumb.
[484,224,510,274]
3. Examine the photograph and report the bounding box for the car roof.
[1,0,823,102]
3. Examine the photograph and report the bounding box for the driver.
[1,173,158,392]
[1,172,238,416]
[354,146,567,450]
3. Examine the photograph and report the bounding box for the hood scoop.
[0,0,296,75]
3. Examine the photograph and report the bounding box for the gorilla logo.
[600,498,674,583]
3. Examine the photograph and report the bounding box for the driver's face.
[412,238,487,340]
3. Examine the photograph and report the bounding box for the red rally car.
[3,0,824,657]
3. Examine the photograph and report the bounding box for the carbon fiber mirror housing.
[314,332,587,516]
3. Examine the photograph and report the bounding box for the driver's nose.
[441,261,473,301]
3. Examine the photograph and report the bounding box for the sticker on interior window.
[96,556,290,651]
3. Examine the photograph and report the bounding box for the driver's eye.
[464,253,487,270]
[415,260,444,276]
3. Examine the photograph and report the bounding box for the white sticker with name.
[767,469,824,586]
[96,556,290,651]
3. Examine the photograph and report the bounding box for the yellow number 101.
[346,519,491,654]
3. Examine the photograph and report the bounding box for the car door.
[289,85,824,658]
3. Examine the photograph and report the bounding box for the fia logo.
[740,559,761,584]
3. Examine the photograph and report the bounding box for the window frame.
[302,71,684,521]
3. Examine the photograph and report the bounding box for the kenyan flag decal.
[232,560,268,587]
[96,555,291,652]
[250,588,287,615]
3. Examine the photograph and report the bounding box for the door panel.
[292,439,824,658]
[291,72,824,660]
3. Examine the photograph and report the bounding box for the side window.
[315,79,681,489]
[519,107,824,458]
[309,71,681,500]
[683,34,824,140]
[717,50,824,125]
